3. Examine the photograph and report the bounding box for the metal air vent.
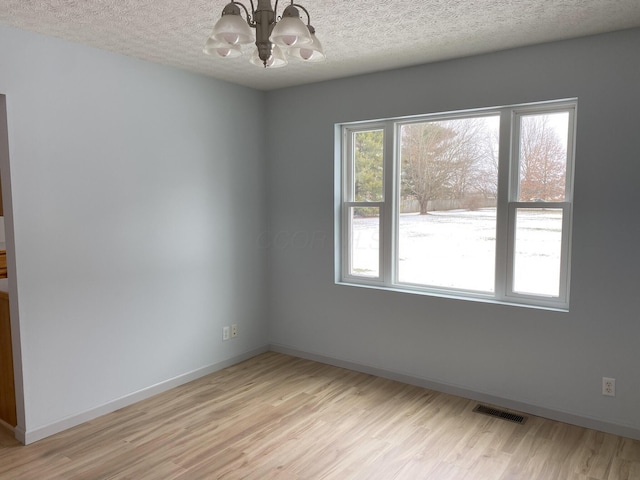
[472,404,527,424]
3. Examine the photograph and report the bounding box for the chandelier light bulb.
[218,47,233,57]
[281,35,298,46]
[299,48,313,60]
[288,25,325,62]
[203,37,242,58]
[222,33,240,45]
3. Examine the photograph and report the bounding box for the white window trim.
[336,99,577,311]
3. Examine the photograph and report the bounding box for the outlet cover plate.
[602,377,615,396]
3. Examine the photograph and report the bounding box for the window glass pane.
[513,208,563,297]
[398,116,499,292]
[349,206,380,277]
[518,112,569,202]
[353,130,384,202]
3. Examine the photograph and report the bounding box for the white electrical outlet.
[231,324,238,338]
[222,326,230,341]
[602,377,615,396]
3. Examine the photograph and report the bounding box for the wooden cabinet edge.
[0,250,6,279]
[0,290,16,427]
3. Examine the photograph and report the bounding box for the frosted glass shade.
[288,33,325,62]
[269,7,312,47]
[250,45,288,68]
[203,37,243,58]
[212,11,254,45]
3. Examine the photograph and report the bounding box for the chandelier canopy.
[204,0,325,68]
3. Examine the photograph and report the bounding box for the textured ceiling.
[1,1,639,91]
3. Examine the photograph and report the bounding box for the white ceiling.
[1,1,639,91]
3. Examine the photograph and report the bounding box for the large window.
[337,100,576,309]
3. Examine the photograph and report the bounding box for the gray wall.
[266,29,640,437]
[0,25,269,442]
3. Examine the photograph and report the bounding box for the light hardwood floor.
[1,352,639,479]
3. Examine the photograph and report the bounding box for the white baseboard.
[19,346,269,445]
[18,343,639,445]
[270,343,640,441]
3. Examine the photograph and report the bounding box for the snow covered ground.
[351,208,562,296]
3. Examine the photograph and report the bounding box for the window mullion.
[381,121,395,286]
[494,109,514,301]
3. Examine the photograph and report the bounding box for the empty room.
[0,1,639,478]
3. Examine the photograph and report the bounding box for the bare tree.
[519,115,566,201]
[474,124,500,199]
[398,114,565,214]
[400,118,498,214]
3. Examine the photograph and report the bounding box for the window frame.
[337,99,577,310]
[341,123,389,284]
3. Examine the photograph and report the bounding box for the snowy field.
[351,208,562,296]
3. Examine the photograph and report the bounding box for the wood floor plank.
[1,351,639,479]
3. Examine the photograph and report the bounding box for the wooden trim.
[0,251,6,279]
[0,289,16,427]
[0,417,14,433]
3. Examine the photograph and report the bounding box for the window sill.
[336,280,569,313]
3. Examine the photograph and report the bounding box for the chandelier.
[203,0,325,68]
